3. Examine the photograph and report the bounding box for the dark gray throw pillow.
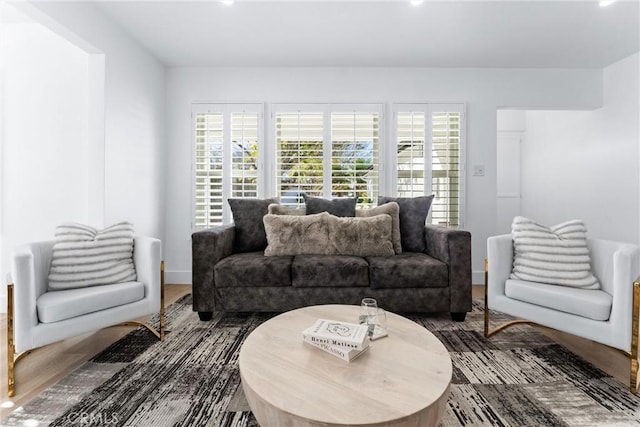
[378,195,435,252]
[302,194,357,217]
[228,198,279,253]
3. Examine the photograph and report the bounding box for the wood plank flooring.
[0,284,633,420]
[0,284,190,418]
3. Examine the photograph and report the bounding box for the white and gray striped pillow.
[510,216,600,289]
[48,222,137,290]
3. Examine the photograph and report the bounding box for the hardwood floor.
[0,284,634,420]
[0,284,191,419]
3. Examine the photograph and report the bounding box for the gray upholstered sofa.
[191,197,472,321]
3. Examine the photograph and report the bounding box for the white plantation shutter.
[275,111,324,206]
[193,104,263,228]
[431,111,461,227]
[396,112,426,198]
[331,112,379,207]
[394,104,465,228]
[231,112,259,198]
[194,111,224,227]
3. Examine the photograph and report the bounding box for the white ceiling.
[94,0,640,68]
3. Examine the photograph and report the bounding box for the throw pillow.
[263,212,395,257]
[48,222,136,290]
[268,203,305,216]
[302,193,357,217]
[326,214,395,257]
[510,216,600,289]
[356,202,402,254]
[378,195,434,252]
[263,212,332,256]
[228,198,279,253]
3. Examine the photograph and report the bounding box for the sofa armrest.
[191,226,235,313]
[11,240,55,353]
[424,225,472,313]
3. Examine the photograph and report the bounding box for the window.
[394,104,464,227]
[193,104,262,228]
[274,104,381,208]
[191,102,464,229]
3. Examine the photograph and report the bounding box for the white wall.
[29,1,166,239]
[0,4,89,310]
[0,1,166,311]
[521,53,639,244]
[165,67,603,284]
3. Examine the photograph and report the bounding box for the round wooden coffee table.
[239,304,452,427]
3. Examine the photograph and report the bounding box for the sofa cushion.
[367,252,448,289]
[48,222,136,291]
[510,216,600,289]
[37,281,144,323]
[303,194,357,217]
[228,198,279,253]
[378,196,434,253]
[214,252,293,287]
[292,255,369,288]
[356,202,402,254]
[505,279,612,321]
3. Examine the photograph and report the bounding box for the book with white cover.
[303,338,370,362]
[302,319,370,350]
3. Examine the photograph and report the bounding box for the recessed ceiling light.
[410,0,424,5]
[221,0,234,5]
[599,0,615,7]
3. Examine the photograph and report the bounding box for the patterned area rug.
[2,295,639,426]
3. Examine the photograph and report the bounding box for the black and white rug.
[2,295,639,426]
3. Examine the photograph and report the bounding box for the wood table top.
[239,304,452,426]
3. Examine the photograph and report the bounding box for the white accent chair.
[7,236,165,397]
[485,234,640,394]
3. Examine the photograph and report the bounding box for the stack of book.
[302,318,370,362]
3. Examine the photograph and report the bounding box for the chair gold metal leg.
[631,279,639,394]
[7,283,15,397]
[484,259,489,337]
[160,260,165,341]
[118,260,165,341]
[484,258,536,338]
[6,283,32,397]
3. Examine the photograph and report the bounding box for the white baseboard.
[166,270,192,285]
[472,270,485,286]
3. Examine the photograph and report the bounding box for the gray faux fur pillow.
[263,212,332,256]
[268,203,305,216]
[326,214,395,257]
[263,212,394,257]
[356,202,402,254]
